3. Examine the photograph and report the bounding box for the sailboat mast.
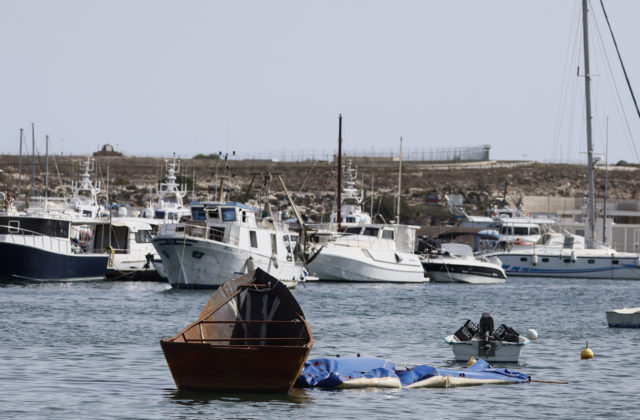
[337,114,343,232]
[17,128,23,199]
[396,136,402,223]
[582,0,596,241]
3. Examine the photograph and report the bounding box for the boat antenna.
[370,166,374,217]
[17,128,23,199]
[337,114,343,232]
[396,136,402,223]
[582,0,596,242]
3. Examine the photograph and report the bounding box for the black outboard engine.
[478,313,494,342]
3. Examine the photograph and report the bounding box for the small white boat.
[421,243,506,284]
[606,307,640,328]
[445,314,529,363]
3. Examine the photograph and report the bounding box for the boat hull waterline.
[0,241,108,282]
[153,236,303,288]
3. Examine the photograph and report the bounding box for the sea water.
[1,277,639,419]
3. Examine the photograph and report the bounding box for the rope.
[176,230,188,290]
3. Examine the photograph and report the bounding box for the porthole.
[588,259,595,264]
[520,257,527,262]
[542,258,549,263]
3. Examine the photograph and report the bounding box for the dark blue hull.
[0,242,109,282]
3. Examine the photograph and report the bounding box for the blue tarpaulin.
[296,357,530,389]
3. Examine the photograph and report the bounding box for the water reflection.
[165,387,313,405]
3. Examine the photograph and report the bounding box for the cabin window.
[514,227,529,235]
[175,226,185,233]
[271,233,277,255]
[344,227,362,234]
[520,257,527,262]
[530,227,540,235]
[242,211,247,222]
[501,226,513,235]
[382,230,394,240]
[207,208,220,220]
[588,259,595,264]
[209,227,225,242]
[542,258,549,263]
[249,231,258,248]
[363,227,379,237]
[221,208,236,222]
[8,220,20,233]
[192,208,206,220]
[612,260,619,265]
[135,230,152,243]
[563,258,571,263]
[346,216,356,223]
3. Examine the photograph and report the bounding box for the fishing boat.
[144,154,191,223]
[153,199,305,289]
[160,268,313,392]
[0,213,109,282]
[95,218,161,280]
[606,307,640,328]
[444,313,529,363]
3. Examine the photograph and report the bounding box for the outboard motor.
[478,312,494,344]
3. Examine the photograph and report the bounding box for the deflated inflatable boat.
[296,357,530,389]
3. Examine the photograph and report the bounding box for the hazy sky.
[2,0,640,164]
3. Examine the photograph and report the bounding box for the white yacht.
[421,243,506,284]
[306,159,426,283]
[306,223,427,282]
[485,231,640,279]
[152,201,305,289]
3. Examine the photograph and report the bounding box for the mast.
[337,114,343,232]
[396,136,402,223]
[45,135,49,203]
[31,123,36,197]
[17,129,23,199]
[582,0,596,241]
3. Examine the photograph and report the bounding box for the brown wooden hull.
[160,340,311,392]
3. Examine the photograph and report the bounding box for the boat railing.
[179,319,310,347]
[0,225,73,254]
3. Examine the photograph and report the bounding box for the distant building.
[93,144,123,157]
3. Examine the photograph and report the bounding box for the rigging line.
[51,154,63,191]
[599,0,640,124]
[293,159,318,202]
[590,1,640,161]
[552,1,582,162]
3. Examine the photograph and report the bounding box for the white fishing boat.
[96,218,161,280]
[445,314,529,363]
[421,243,506,284]
[145,154,191,223]
[152,201,305,289]
[606,307,640,328]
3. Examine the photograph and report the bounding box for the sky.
[2,0,640,164]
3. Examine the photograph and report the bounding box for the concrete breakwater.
[0,154,638,226]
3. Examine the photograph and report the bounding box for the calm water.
[1,277,640,419]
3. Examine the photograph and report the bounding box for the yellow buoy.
[466,356,477,367]
[581,340,594,359]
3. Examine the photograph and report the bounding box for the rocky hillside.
[0,154,637,225]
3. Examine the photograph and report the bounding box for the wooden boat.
[160,268,313,392]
